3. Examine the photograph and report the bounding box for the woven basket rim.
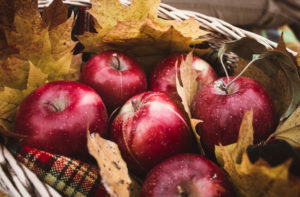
[39,0,297,56]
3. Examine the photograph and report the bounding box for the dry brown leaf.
[0,0,80,134]
[87,132,133,197]
[215,110,254,165]
[0,56,30,89]
[215,111,300,197]
[272,105,300,148]
[0,0,14,55]
[273,33,298,66]
[42,0,69,29]
[63,53,83,81]
[2,0,78,87]
[220,37,300,120]
[236,57,290,120]
[190,118,202,143]
[77,0,208,69]
[0,63,48,132]
[232,110,254,163]
[222,150,300,197]
[215,143,236,167]
[175,51,197,116]
[48,13,76,61]
[175,51,204,153]
[0,0,14,29]
[88,0,160,31]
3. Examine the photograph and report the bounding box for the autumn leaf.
[63,53,83,81]
[0,0,14,55]
[175,51,203,154]
[42,0,69,29]
[218,37,300,120]
[0,0,81,133]
[0,56,30,89]
[272,105,300,148]
[232,110,254,163]
[88,0,160,31]
[0,63,48,132]
[87,131,139,197]
[273,33,298,66]
[215,110,300,197]
[215,143,236,167]
[77,0,209,70]
[1,0,79,88]
[215,110,254,165]
[224,150,300,197]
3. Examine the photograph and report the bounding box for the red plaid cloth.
[9,145,109,197]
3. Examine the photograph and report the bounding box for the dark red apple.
[80,50,147,111]
[191,76,276,154]
[110,91,195,175]
[149,53,217,99]
[140,153,234,197]
[14,81,108,161]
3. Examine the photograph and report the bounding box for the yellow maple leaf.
[0,63,48,131]
[89,0,160,31]
[77,0,208,69]
[1,0,79,89]
[87,131,140,197]
[215,110,300,197]
[0,0,81,134]
[223,149,300,197]
[0,55,30,89]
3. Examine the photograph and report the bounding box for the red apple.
[110,91,195,175]
[140,153,235,197]
[191,76,276,154]
[14,81,108,161]
[149,53,217,99]
[80,50,147,112]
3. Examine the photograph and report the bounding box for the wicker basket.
[0,0,297,196]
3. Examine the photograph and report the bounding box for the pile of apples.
[14,50,276,196]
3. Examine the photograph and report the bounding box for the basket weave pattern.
[39,0,297,56]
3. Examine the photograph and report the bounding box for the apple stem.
[220,52,230,82]
[131,99,139,112]
[214,79,229,94]
[43,101,60,112]
[177,185,188,197]
[218,56,262,93]
[224,57,261,90]
[112,53,121,70]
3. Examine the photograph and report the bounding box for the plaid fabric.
[9,145,109,197]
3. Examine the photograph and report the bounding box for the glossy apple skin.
[140,154,234,197]
[191,76,276,154]
[149,53,217,99]
[110,91,195,175]
[14,81,108,161]
[80,50,147,112]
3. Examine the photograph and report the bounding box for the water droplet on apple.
[211,173,217,180]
